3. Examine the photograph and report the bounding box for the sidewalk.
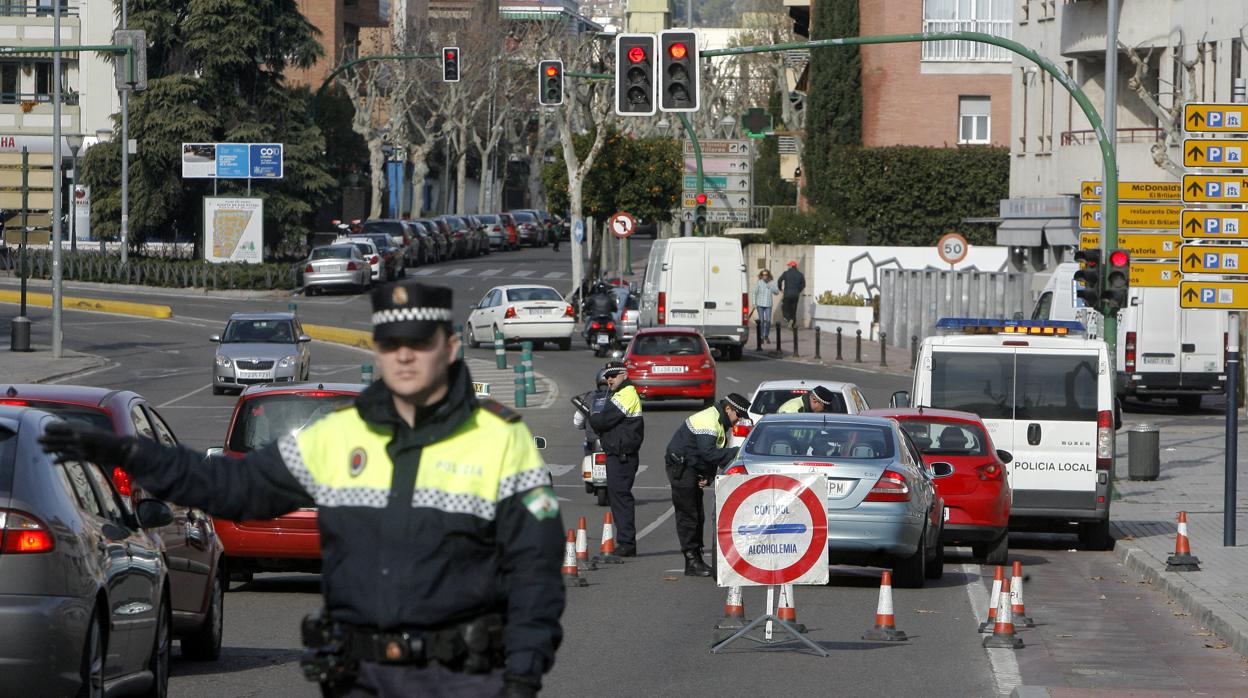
[1110,415,1248,657]
[1,346,108,384]
[743,321,914,378]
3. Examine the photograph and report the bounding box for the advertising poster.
[182,143,217,178]
[203,197,263,263]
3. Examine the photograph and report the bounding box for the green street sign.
[741,108,772,139]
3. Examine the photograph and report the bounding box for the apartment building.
[287,0,388,89]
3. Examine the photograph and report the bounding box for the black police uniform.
[587,365,643,555]
[41,281,565,698]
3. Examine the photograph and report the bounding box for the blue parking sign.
[1209,147,1224,162]
[1201,288,1216,304]
[1210,112,1224,127]
[1205,253,1221,269]
[249,143,283,179]
[1206,217,1221,234]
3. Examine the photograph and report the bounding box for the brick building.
[287,0,388,89]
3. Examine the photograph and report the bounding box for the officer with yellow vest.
[41,280,564,698]
[663,393,751,576]
[586,360,643,556]
[777,385,837,414]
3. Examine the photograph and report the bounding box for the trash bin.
[1128,424,1160,481]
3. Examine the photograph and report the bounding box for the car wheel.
[892,524,927,589]
[558,339,571,351]
[77,607,105,698]
[467,324,481,349]
[180,572,224,661]
[596,487,609,507]
[973,531,1010,565]
[1078,520,1114,551]
[142,596,171,698]
[212,385,225,396]
[926,521,945,580]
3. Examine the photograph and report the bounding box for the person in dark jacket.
[581,281,619,342]
[777,260,806,328]
[572,368,611,455]
[41,280,564,698]
[587,361,644,556]
[663,392,750,576]
[777,385,838,414]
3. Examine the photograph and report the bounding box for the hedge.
[764,210,846,245]
[16,251,301,290]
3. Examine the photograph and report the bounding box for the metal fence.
[879,268,1033,348]
[919,19,1013,62]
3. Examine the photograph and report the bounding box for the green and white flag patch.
[522,486,560,520]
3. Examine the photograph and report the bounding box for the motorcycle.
[580,438,609,507]
[584,314,617,357]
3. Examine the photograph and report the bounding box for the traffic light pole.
[678,113,705,235]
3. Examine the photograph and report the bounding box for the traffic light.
[442,47,460,83]
[615,34,656,116]
[659,30,698,112]
[1073,249,1102,309]
[538,60,564,106]
[1104,249,1131,312]
[694,192,708,230]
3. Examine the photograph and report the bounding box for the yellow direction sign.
[1180,244,1248,274]
[1182,174,1248,203]
[1183,103,1248,134]
[1130,262,1182,288]
[1080,232,1182,258]
[1181,209,1248,240]
[1179,280,1248,309]
[1184,139,1248,168]
[1079,181,1182,202]
[1078,203,1181,230]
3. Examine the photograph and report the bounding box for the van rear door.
[703,242,744,330]
[1133,287,1181,374]
[1009,349,1100,497]
[925,347,1016,459]
[667,243,706,326]
[1180,306,1225,379]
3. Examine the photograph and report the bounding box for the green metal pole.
[494,329,507,369]
[678,113,704,235]
[455,324,465,362]
[521,341,536,394]
[514,365,528,408]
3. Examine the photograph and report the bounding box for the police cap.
[370,280,455,341]
[810,385,836,406]
[722,393,750,414]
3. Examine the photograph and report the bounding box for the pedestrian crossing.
[410,266,570,280]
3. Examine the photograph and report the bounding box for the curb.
[742,347,913,378]
[0,289,173,319]
[1113,538,1248,658]
[0,275,293,300]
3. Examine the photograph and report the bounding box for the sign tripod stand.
[710,585,829,656]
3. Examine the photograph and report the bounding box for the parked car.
[0,404,175,694]
[211,312,312,395]
[865,408,1013,563]
[413,219,450,262]
[361,219,414,265]
[303,244,372,295]
[1,384,229,661]
[204,383,363,581]
[464,215,493,255]
[476,214,511,250]
[747,379,871,424]
[623,327,717,405]
[508,210,545,247]
[333,237,386,283]
[722,413,946,588]
[353,233,403,280]
[436,215,480,258]
[498,212,520,250]
[618,291,640,344]
[466,284,575,351]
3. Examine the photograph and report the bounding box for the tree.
[542,129,681,224]
[804,0,861,193]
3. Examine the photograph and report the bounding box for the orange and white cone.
[1010,561,1034,627]
[982,578,1024,648]
[776,584,808,633]
[979,566,1004,633]
[715,585,748,630]
[562,529,588,587]
[862,571,907,641]
[593,512,624,564]
[575,517,597,572]
[1165,511,1201,571]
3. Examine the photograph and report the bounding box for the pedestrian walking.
[663,393,751,576]
[777,260,806,328]
[41,280,565,698]
[587,361,644,556]
[777,385,837,414]
[752,269,779,343]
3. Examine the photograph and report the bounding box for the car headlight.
[278,355,298,369]
[215,355,232,369]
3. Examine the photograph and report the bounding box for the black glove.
[497,674,541,698]
[39,421,136,467]
[571,395,589,415]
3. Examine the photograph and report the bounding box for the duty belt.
[301,611,505,680]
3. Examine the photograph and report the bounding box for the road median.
[0,289,173,319]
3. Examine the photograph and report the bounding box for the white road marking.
[637,505,675,541]
[725,376,740,383]
[445,268,470,276]
[413,268,438,276]
[961,561,1022,696]
[513,270,534,277]
[479,269,502,277]
[546,464,578,477]
[542,272,565,279]
[157,383,214,408]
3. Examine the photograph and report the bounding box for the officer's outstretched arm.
[494,423,566,682]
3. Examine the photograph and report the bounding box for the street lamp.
[65,133,83,253]
[718,115,735,139]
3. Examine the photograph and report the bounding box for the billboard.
[182,143,283,179]
[203,197,263,263]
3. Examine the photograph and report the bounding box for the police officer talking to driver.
[41,280,565,698]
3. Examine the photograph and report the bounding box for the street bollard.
[288,303,298,314]
[880,332,888,367]
[814,326,821,359]
[775,321,783,353]
[361,363,374,384]
[756,320,763,351]
[836,327,843,361]
[911,335,919,368]
[791,323,799,357]
[494,329,507,369]
[855,330,863,363]
[521,341,536,395]
[456,324,465,362]
[514,365,528,408]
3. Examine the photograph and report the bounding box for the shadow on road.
[173,646,302,676]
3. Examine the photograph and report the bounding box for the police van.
[893,318,1118,550]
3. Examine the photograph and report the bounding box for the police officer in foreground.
[777,385,837,414]
[664,393,751,576]
[41,280,565,698]
[586,361,643,556]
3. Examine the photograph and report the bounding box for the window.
[34,62,52,99]
[1014,354,1098,422]
[506,287,563,302]
[146,408,179,447]
[898,419,990,456]
[745,423,895,460]
[930,351,1015,420]
[922,0,1013,62]
[58,460,104,517]
[959,96,991,145]
[227,392,356,453]
[83,462,128,524]
[130,404,156,440]
[749,388,848,415]
[1031,291,1054,320]
[0,62,16,104]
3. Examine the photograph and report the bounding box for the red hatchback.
[209,382,362,582]
[623,327,717,405]
[865,408,1013,564]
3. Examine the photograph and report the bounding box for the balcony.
[0,0,80,49]
[0,94,80,133]
[921,18,1012,62]
[1060,127,1165,147]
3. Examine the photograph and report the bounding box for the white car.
[731,379,871,447]
[334,236,384,282]
[465,284,575,351]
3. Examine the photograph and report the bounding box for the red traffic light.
[627,46,647,63]
[695,193,708,204]
[669,42,687,59]
[445,50,457,60]
[1109,250,1129,267]
[545,65,558,77]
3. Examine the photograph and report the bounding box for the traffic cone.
[982,578,1024,649]
[562,529,588,587]
[776,584,807,633]
[575,517,597,572]
[714,586,747,630]
[862,571,907,641]
[1010,561,1035,628]
[593,512,624,564]
[1165,511,1201,571]
[979,566,1004,633]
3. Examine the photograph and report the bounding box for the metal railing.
[1060,127,1165,146]
[0,91,79,105]
[0,1,79,17]
[920,19,1012,62]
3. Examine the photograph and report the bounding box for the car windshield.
[227,392,357,453]
[352,242,374,257]
[479,215,500,223]
[631,334,703,356]
[897,419,989,455]
[363,234,391,249]
[745,423,895,459]
[442,216,464,228]
[312,246,354,260]
[223,319,296,344]
[507,287,562,302]
[11,402,113,430]
[625,294,640,310]
[362,221,403,237]
[750,388,848,415]
[512,212,537,223]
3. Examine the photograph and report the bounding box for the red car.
[865,408,1013,564]
[208,382,362,582]
[623,327,717,405]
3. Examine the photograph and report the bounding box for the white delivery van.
[638,237,749,359]
[896,318,1117,550]
[1034,262,1228,410]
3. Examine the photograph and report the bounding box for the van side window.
[1015,354,1098,422]
[930,352,1014,420]
[1032,292,1053,320]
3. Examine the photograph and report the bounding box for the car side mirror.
[209,335,221,343]
[533,436,547,449]
[298,334,312,343]
[205,447,224,459]
[996,449,1013,464]
[135,499,174,529]
[889,391,910,408]
[930,462,954,478]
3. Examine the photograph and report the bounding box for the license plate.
[943,507,951,521]
[826,478,852,499]
[592,462,607,480]
[236,370,271,380]
[596,334,609,344]
[653,365,686,374]
[671,309,698,316]
[1142,356,1173,365]
[528,308,553,315]
[322,264,344,272]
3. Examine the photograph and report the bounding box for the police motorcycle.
[572,372,611,506]
[580,435,609,507]
[583,314,618,357]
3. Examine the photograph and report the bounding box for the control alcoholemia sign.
[715,474,828,587]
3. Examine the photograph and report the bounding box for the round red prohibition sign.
[717,475,827,585]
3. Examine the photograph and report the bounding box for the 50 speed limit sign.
[715,474,828,586]
[937,232,968,265]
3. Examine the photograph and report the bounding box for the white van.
[896,318,1116,550]
[1034,262,1228,410]
[638,237,749,359]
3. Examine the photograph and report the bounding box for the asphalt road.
[4,242,1245,696]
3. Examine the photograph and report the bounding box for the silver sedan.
[303,244,371,295]
[212,312,312,395]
